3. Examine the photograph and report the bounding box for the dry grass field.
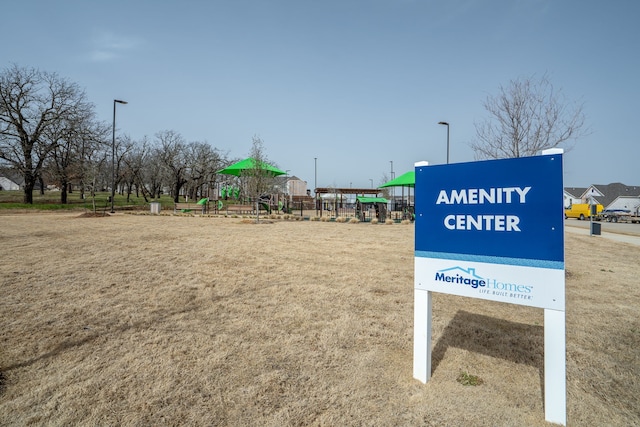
[0,212,639,426]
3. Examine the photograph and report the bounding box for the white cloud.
[87,31,144,62]
[89,50,118,62]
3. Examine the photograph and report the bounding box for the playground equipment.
[355,196,388,222]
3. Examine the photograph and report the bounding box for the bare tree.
[156,130,188,203]
[143,146,167,200]
[80,139,109,213]
[242,135,277,221]
[75,121,110,201]
[183,141,225,201]
[471,74,588,159]
[378,173,390,199]
[0,65,92,203]
[122,137,149,201]
[46,110,108,203]
[112,134,135,201]
[124,137,166,201]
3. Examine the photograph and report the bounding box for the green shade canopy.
[356,196,388,204]
[217,157,286,176]
[379,170,415,188]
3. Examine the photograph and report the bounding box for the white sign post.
[413,151,566,425]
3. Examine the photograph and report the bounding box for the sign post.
[413,150,566,425]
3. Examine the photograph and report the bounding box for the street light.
[111,99,128,213]
[369,178,373,188]
[285,169,290,194]
[285,169,291,209]
[438,121,450,164]
[390,160,394,212]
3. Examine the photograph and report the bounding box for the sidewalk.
[565,224,640,247]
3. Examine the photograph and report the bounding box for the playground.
[211,158,416,221]
[0,212,638,426]
[174,187,414,223]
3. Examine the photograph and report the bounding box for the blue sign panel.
[415,154,564,268]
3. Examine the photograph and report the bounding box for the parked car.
[565,203,603,220]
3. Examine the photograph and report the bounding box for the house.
[605,196,640,215]
[563,187,586,208]
[564,183,640,211]
[0,174,21,191]
[274,175,308,197]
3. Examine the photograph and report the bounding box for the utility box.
[590,222,601,236]
[150,202,161,214]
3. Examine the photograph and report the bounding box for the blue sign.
[413,154,568,423]
[415,154,564,268]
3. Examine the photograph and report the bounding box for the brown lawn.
[0,212,638,426]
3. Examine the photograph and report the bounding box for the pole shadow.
[2,304,201,374]
[431,310,545,390]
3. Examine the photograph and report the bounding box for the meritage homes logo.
[434,266,534,301]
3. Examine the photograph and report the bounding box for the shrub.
[385,219,394,225]
[349,218,360,224]
[457,371,484,386]
[371,218,379,224]
[336,216,347,223]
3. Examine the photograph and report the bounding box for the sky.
[2,0,639,189]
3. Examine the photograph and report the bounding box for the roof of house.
[0,170,24,186]
[589,183,640,207]
[273,175,304,184]
[564,187,587,198]
[564,183,640,208]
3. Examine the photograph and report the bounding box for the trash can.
[150,202,161,214]
[590,222,601,236]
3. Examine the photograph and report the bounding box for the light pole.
[314,157,318,214]
[438,121,450,164]
[285,169,291,211]
[285,169,290,193]
[390,160,394,213]
[369,178,373,188]
[111,99,128,213]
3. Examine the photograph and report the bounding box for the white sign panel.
[414,258,565,310]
